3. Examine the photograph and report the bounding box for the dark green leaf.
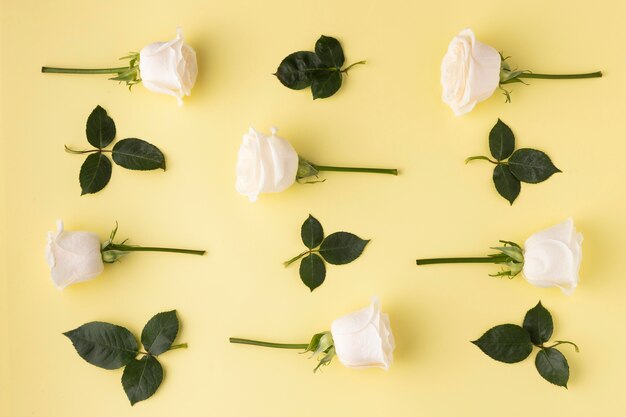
[275,51,323,90]
[299,253,326,291]
[79,152,112,195]
[493,164,520,205]
[472,324,533,363]
[319,231,369,265]
[314,35,345,68]
[535,347,569,388]
[301,214,324,249]
[112,138,166,170]
[489,119,515,160]
[122,356,163,405]
[508,148,561,183]
[523,301,553,345]
[86,105,116,149]
[141,310,179,356]
[311,70,342,99]
[63,322,138,369]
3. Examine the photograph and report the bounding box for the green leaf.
[472,324,533,363]
[315,35,345,68]
[86,105,116,149]
[508,148,561,183]
[319,231,369,265]
[112,138,166,170]
[301,214,324,249]
[63,322,138,370]
[299,253,326,291]
[523,301,554,345]
[492,164,520,205]
[275,51,323,90]
[489,119,515,161]
[311,70,342,99]
[79,152,112,195]
[122,356,163,405]
[535,347,569,388]
[141,310,179,356]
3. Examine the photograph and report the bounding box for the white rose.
[235,127,299,202]
[45,220,104,290]
[522,218,583,295]
[440,28,501,116]
[330,297,395,370]
[139,28,198,106]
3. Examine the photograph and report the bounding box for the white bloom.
[235,127,299,202]
[45,221,104,290]
[523,218,583,295]
[139,28,198,105]
[331,297,395,370]
[440,28,501,116]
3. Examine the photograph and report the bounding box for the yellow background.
[2,0,626,415]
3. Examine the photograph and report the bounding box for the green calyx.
[304,331,336,372]
[498,54,529,103]
[296,157,321,183]
[101,222,129,263]
[110,52,141,88]
[488,240,524,278]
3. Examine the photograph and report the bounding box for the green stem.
[168,343,188,351]
[311,164,398,176]
[283,250,316,267]
[516,71,602,80]
[416,255,509,265]
[341,60,367,73]
[107,243,205,256]
[64,145,111,155]
[465,155,500,165]
[229,338,308,350]
[41,66,129,75]
[545,340,579,352]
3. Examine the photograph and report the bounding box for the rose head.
[331,297,395,370]
[523,218,582,295]
[235,127,299,202]
[139,28,198,106]
[440,28,501,116]
[45,220,104,290]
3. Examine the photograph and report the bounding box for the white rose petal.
[235,127,299,202]
[331,297,395,370]
[139,28,198,105]
[440,28,501,116]
[45,220,105,290]
[523,218,583,295]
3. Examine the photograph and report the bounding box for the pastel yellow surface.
[2,0,626,415]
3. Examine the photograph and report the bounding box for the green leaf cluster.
[472,302,578,388]
[68,105,166,195]
[275,35,365,99]
[284,214,370,291]
[467,119,561,205]
[64,310,185,405]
